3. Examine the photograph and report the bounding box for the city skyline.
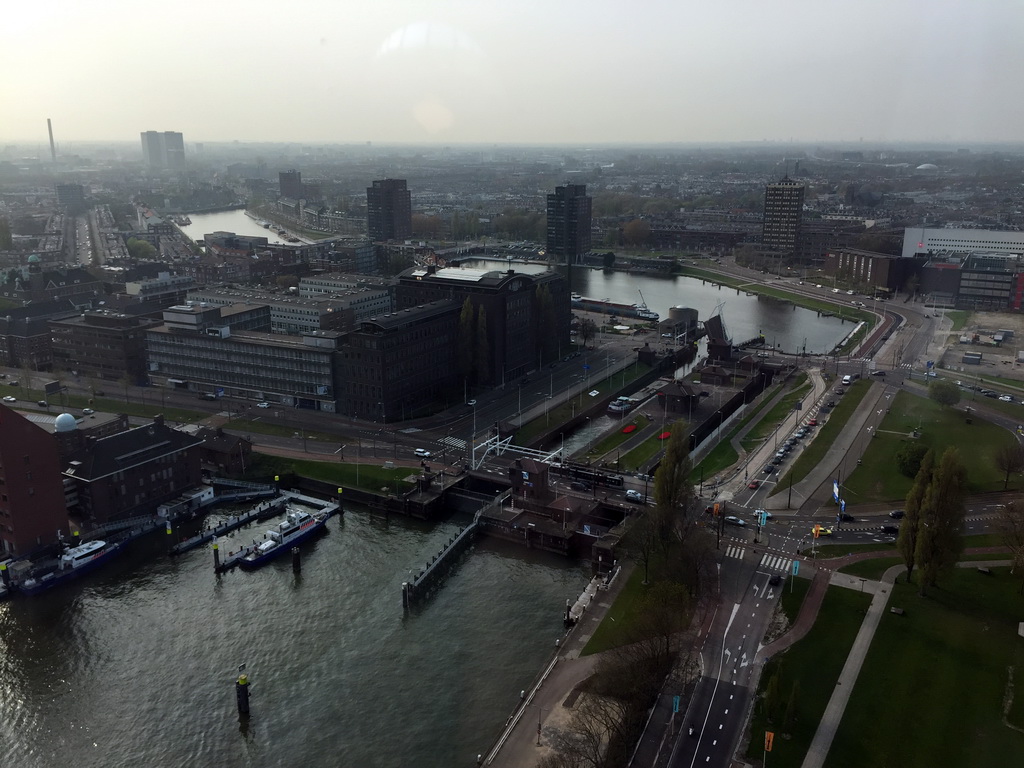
[4,0,1023,147]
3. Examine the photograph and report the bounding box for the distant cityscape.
[2,132,1024,767]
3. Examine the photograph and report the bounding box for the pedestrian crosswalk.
[759,553,792,573]
[440,436,467,449]
[725,545,744,560]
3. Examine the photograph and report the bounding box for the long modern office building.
[902,227,1024,259]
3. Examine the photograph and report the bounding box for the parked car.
[999,395,1014,402]
[763,463,776,474]
[8,380,18,386]
[807,418,818,426]
[834,387,845,395]
[625,489,643,502]
[870,370,886,377]
[256,402,270,408]
[2,395,15,403]
[37,400,48,407]
[826,400,836,408]
[82,408,94,415]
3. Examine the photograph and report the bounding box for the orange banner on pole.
[765,731,775,752]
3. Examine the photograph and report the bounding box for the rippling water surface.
[0,510,586,767]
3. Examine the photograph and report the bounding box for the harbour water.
[179,210,854,358]
[178,209,291,246]
[0,509,587,767]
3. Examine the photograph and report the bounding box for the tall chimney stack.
[47,118,56,162]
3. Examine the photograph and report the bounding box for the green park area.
[843,389,1014,503]
[745,583,873,767]
[825,567,1024,768]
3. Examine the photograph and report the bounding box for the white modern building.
[902,227,1024,259]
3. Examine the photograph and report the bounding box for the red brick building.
[0,403,70,556]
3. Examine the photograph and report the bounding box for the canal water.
[180,210,852,357]
[178,210,291,246]
[0,510,586,767]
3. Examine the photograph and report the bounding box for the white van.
[841,375,852,385]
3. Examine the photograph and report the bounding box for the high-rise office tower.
[140,131,185,169]
[279,169,304,199]
[761,177,805,253]
[546,184,592,260]
[366,179,412,242]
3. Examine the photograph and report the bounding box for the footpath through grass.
[745,586,873,767]
[843,389,1012,503]
[826,566,1024,768]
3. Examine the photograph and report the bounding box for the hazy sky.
[4,0,1023,146]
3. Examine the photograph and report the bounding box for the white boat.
[238,508,329,570]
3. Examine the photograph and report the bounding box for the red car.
[747,479,761,490]
[807,418,818,426]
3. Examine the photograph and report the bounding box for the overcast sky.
[4,0,1023,146]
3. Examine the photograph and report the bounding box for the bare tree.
[994,501,1024,593]
[994,441,1024,491]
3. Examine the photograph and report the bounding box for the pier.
[401,492,508,609]
[169,490,342,566]
[169,496,289,557]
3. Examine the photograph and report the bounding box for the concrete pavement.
[799,564,901,768]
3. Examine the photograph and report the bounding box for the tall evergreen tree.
[897,448,934,583]
[915,447,967,595]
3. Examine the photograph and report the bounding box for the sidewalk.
[799,563,901,768]
[484,562,635,768]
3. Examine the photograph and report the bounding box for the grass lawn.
[515,362,653,445]
[825,567,1024,768]
[838,553,1013,581]
[740,373,810,449]
[778,573,811,625]
[843,389,1013,503]
[580,565,652,655]
[744,586,873,767]
[812,533,1007,560]
[946,310,971,331]
[770,380,872,496]
[618,432,668,471]
[586,414,650,461]
[245,452,416,494]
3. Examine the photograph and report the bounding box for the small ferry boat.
[238,508,329,570]
[13,539,126,596]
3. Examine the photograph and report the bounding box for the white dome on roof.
[54,413,78,432]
